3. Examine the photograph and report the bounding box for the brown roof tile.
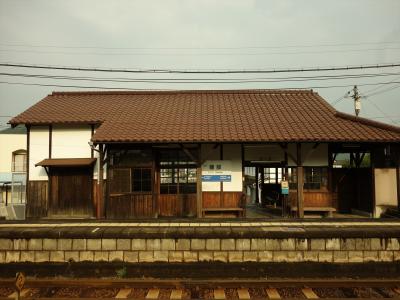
[9,89,400,143]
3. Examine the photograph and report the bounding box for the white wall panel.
[0,134,26,173]
[52,125,91,158]
[29,126,49,180]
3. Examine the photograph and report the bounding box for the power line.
[1,80,400,91]
[1,62,400,74]
[1,71,399,84]
[1,47,400,56]
[364,97,398,124]
[1,41,400,50]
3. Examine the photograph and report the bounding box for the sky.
[0,0,399,128]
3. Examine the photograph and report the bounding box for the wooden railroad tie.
[265,288,281,299]
[170,289,183,300]
[214,288,226,299]
[8,288,31,299]
[302,288,319,299]
[115,288,132,299]
[237,288,251,299]
[146,288,160,300]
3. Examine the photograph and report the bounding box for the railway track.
[0,278,399,299]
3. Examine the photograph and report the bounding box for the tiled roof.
[9,90,400,143]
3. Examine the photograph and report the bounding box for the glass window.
[304,167,328,190]
[132,168,152,192]
[110,168,131,194]
[12,151,27,172]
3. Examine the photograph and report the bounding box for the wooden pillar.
[25,125,30,215]
[397,150,400,211]
[255,166,259,204]
[220,144,223,207]
[196,145,202,218]
[296,143,304,218]
[97,144,104,219]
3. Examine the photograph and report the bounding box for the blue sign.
[201,175,232,182]
[281,187,289,195]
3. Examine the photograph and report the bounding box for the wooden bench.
[291,206,336,217]
[202,207,245,218]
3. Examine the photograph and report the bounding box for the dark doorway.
[49,167,93,217]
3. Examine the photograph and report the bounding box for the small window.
[12,150,27,172]
[132,168,152,192]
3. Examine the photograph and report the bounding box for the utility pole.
[351,85,361,116]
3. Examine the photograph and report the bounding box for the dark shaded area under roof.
[9,89,400,143]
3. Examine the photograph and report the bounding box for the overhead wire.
[1,62,400,74]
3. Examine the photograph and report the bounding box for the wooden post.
[255,166,259,204]
[296,143,304,218]
[97,144,104,219]
[25,125,30,214]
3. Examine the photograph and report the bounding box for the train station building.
[9,89,400,220]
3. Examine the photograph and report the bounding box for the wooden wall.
[107,193,155,219]
[202,192,243,208]
[26,181,48,218]
[158,194,197,217]
[289,190,335,208]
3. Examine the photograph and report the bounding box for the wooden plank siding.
[26,180,48,218]
[202,192,242,208]
[158,194,197,217]
[107,193,155,219]
[289,190,335,208]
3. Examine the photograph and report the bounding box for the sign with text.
[202,175,232,182]
[281,180,289,195]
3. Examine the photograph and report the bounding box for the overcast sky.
[0,0,399,128]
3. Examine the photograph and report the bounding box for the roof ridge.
[50,89,315,96]
[335,111,400,134]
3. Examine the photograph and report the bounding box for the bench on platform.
[291,206,336,217]
[202,207,245,218]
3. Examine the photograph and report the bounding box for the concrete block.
[116,239,131,251]
[6,251,20,262]
[221,239,235,251]
[228,251,243,262]
[258,251,273,262]
[102,239,117,251]
[65,251,79,262]
[43,239,57,251]
[160,239,175,251]
[243,251,258,262]
[146,239,161,250]
[213,251,228,262]
[35,251,50,262]
[310,239,325,251]
[273,251,288,262]
[0,239,12,250]
[13,239,27,250]
[251,239,266,251]
[325,239,340,251]
[393,251,400,261]
[355,239,365,250]
[191,239,206,250]
[198,251,213,262]
[286,251,303,262]
[28,238,43,250]
[124,251,138,262]
[153,251,168,262]
[281,239,296,251]
[72,239,86,250]
[183,251,198,262]
[176,239,190,251]
[340,239,356,250]
[236,239,250,251]
[139,251,154,262]
[109,251,123,262]
[20,251,34,262]
[131,239,146,250]
[265,239,280,250]
[348,251,363,263]
[333,251,348,263]
[303,251,319,262]
[318,251,333,262]
[169,251,183,262]
[50,251,65,262]
[58,239,73,251]
[0,251,5,263]
[387,238,400,250]
[363,251,379,262]
[370,238,384,250]
[379,251,394,262]
[87,239,101,251]
[79,251,94,262]
[206,239,220,251]
[94,251,109,262]
[295,239,308,251]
